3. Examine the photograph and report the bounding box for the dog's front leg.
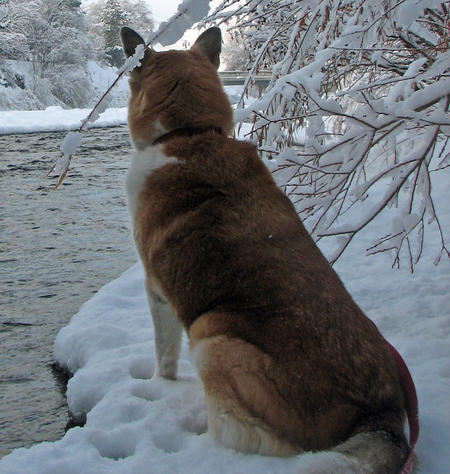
[146,282,182,380]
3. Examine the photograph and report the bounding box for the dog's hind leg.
[192,334,301,456]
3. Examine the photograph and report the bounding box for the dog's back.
[121,27,411,472]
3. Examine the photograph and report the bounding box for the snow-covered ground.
[0,104,449,473]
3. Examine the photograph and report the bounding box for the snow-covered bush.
[208,0,449,269]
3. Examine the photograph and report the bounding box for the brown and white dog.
[121,26,412,472]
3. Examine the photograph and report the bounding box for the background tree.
[122,0,154,34]
[100,0,129,67]
[85,0,154,68]
[207,0,449,270]
[27,0,91,72]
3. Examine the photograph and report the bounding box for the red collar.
[152,126,224,145]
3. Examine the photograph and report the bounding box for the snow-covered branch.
[210,0,449,270]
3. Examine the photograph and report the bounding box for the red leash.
[385,340,419,474]
[365,317,419,473]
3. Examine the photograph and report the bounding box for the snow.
[60,131,83,157]
[85,60,130,107]
[155,0,211,47]
[0,59,129,112]
[117,45,145,75]
[0,106,128,135]
[0,108,449,472]
[53,130,83,176]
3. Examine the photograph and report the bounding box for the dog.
[121,26,413,472]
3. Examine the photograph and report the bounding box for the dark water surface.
[0,126,137,458]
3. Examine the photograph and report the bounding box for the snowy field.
[0,104,449,473]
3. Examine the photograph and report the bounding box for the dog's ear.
[191,27,222,69]
[120,27,145,58]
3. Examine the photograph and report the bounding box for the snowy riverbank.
[1,105,449,473]
[1,175,449,472]
[0,106,128,135]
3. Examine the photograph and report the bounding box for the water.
[0,126,138,458]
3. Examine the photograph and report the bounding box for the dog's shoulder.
[160,134,274,189]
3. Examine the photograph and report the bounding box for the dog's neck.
[152,126,224,145]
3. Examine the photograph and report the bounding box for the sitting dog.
[121,26,413,472]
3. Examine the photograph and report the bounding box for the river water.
[0,126,138,458]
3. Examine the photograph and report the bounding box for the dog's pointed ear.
[121,27,145,58]
[191,27,222,69]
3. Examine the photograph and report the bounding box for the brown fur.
[121,26,409,470]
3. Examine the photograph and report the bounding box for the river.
[0,126,138,458]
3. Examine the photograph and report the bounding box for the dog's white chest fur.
[126,145,178,218]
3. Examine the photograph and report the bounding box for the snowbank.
[0,136,448,473]
[0,62,131,134]
[0,106,128,135]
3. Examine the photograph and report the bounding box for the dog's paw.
[155,359,178,380]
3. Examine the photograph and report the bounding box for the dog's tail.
[298,430,410,474]
[298,340,419,474]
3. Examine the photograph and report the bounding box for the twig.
[49,6,193,188]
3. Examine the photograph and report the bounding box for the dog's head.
[120,27,233,149]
